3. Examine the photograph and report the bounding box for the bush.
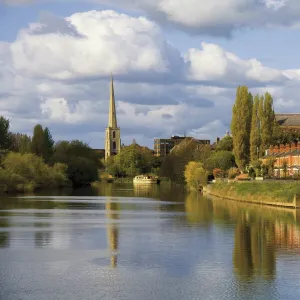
[0,152,69,192]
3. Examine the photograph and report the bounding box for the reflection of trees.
[233,214,276,281]
[185,193,213,225]
[106,199,120,268]
[0,216,10,248]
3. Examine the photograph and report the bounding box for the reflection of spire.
[106,199,119,268]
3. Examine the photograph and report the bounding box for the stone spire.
[108,73,117,128]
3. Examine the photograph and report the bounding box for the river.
[1,183,300,300]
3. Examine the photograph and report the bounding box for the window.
[113,131,116,138]
[113,141,116,150]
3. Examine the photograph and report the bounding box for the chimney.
[269,145,273,155]
[273,145,279,154]
[286,143,291,153]
[280,144,285,153]
[292,142,297,151]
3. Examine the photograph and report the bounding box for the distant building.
[154,135,210,157]
[105,74,121,160]
[276,114,300,134]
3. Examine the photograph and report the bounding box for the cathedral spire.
[108,74,117,128]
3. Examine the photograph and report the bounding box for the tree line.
[0,116,102,192]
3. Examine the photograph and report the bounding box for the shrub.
[0,152,68,192]
[184,161,208,190]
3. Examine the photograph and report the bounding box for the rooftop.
[276,114,300,127]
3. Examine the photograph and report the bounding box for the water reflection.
[105,198,120,268]
[1,184,300,299]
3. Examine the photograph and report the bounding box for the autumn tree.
[184,161,207,190]
[231,86,253,170]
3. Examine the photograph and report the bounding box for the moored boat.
[133,175,160,184]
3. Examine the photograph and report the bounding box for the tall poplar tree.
[31,124,45,157]
[250,95,260,163]
[231,86,253,170]
[260,92,275,155]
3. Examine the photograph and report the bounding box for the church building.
[105,75,121,160]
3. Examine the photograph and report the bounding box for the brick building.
[276,114,300,134]
[263,142,300,177]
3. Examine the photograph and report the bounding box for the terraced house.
[263,143,300,177]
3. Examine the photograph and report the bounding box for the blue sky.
[1,0,300,148]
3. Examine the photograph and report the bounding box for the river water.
[1,183,300,300]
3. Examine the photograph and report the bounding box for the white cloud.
[1,9,300,148]
[10,10,183,80]
[186,42,287,85]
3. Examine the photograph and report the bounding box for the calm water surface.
[1,183,300,300]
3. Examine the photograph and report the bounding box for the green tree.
[50,140,99,186]
[260,92,275,154]
[0,116,12,151]
[216,136,233,152]
[250,95,260,163]
[204,150,236,172]
[231,86,253,170]
[10,133,31,154]
[43,127,54,161]
[31,124,46,157]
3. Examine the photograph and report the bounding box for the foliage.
[260,92,276,154]
[204,150,236,172]
[250,95,260,163]
[184,161,208,190]
[0,152,69,192]
[31,124,45,157]
[216,136,233,152]
[106,143,161,178]
[50,140,99,186]
[43,127,54,161]
[228,167,240,179]
[10,133,31,154]
[160,139,211,182]
[231,86,253,170]
[0,116,12,150]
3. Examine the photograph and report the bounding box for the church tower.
[105,74,121,160]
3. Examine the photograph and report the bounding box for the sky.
[1,0,300,149]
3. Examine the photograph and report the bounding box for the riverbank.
[204,182,300,208]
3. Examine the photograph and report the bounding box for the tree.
[43,127,54,161]
[184,161,207,190]
[204,150,236,172]
[10,133,31,154]
[231,86,253,171]
[0,116,12,150]
[250,95,260,163]
[216,136,233,152]
[51,140,100,186]
[31,124,46,157]
[260,92,275,154]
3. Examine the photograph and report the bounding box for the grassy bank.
[207,182,300,206]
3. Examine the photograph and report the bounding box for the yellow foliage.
[184,161,208,190]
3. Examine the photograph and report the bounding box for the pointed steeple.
[108,74,117,128]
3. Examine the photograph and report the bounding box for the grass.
[209,181,300,204]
